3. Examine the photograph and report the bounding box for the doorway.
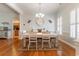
[13,18,20,40]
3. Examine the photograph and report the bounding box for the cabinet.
[0,27,8,39]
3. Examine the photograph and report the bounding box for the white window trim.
[70,8,79,39]
[57,16,62,35]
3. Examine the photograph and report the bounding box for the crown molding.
[6,3,23,14]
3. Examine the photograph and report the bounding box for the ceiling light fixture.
[35,3,45,18]
[35,13,44,18]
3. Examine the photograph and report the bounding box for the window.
[70,24,76,38]
[57,16,62,34]
[70,9,76,38]
[77,24,79,38]
[77,8,79,39]
[70,8,79,39]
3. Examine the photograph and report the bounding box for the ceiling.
[15,3,60,16]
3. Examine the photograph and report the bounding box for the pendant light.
[35,3,45,18]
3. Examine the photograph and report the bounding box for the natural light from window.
[70,8,79,39]
[70,9,76,38]
[57,16,62,35]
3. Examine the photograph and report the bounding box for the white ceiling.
[15,3,60,16]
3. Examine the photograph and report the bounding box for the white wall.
[0,4,19,39]
[56,3,79,41]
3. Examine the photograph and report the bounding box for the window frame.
[57,16,62,35]
[70,8,79,39]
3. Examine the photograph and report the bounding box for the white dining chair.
[50,35,56,48]
[28,33,37,50]
[42,34,51,49]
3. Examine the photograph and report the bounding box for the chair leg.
[42,41,43,49]
[23,39,26,48]
[28,41,30,50]
[49,40,51,49]
[36,41,37,50]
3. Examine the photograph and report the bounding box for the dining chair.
[42,34,51,49]
[37,34,42,50]
[22,38,26,49]
[28,33,37,50]
[22,35,29,48]
[50,35,57,48]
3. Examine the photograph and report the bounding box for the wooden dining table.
[22,32,58,50]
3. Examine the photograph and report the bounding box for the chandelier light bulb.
[35,13,45,18]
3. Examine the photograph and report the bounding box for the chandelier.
[35,13,44,18]
[35,3,45,18]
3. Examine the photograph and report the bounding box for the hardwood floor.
[0,39,58,56]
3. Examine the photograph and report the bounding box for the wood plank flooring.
[0,39,58,56]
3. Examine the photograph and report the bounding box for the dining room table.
[22,32,58,50]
